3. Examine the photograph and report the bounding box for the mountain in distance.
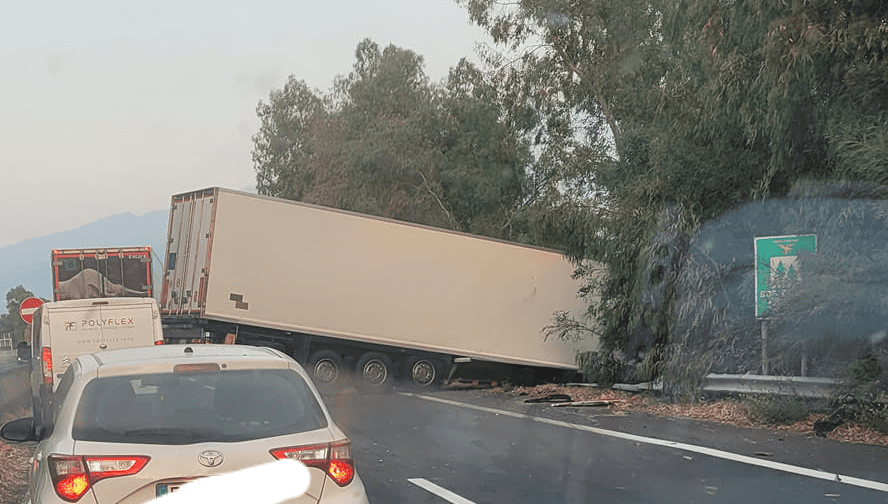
[0,210,169,300]
[0,186,258,301]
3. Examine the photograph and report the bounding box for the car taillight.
[270,440,355,486]
[41,347,53,385]
[48,455,150,502]
[154,340,164,345]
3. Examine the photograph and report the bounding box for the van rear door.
[47,299,162,387]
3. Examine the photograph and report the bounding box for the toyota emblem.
[198,450,224,467]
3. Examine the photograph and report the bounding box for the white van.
[27,297,164,430]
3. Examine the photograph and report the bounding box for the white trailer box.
[161,188,597,386]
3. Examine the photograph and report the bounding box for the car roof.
[75,344,294,378]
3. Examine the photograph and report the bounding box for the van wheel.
[356,352,393,391]
[32,393,51,436]
[308,350,344,385]
[31,396,44,431]
[404,356,439,388]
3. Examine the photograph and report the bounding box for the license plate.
[156,482,187,496]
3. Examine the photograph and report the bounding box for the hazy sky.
[0,1,492,248]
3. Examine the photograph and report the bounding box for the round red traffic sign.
[19,297,44,324]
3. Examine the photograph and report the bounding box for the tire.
[355,352,394,391]
[33,391,51,436]
[308,350,344,386]
[31,395,44,429]
[403,356,440,388]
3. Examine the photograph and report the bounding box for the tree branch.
[416,171,462,231]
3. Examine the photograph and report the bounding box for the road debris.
[553,400,614,407]
[523,393,573,404]
[489,383,888,446]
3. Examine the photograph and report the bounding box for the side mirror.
[0,417,38,442]
[16,342,30,363]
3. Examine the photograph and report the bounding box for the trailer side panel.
[162,188,598,370]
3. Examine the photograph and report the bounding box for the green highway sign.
[754,234,817,318]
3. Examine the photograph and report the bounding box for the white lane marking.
[408,478,478,504]
[399,392,888,494]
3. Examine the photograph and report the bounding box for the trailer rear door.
[162,188,215,316]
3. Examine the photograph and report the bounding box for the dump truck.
[160,187,598,388]
[51,247,154,301]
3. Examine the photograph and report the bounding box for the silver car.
[1,344,370,504]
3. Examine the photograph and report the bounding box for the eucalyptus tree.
[1,285,39,345]
[460,0,888,383]
[252,39,532,240]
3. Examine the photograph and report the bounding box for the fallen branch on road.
[553,400,614,407]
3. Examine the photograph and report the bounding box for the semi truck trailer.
[160,187,598,388]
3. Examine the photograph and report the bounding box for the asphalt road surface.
[323,385,888,504]
[2,367,887,503]
[0,351,19,374]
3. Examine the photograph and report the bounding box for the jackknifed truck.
[160,187,598,388]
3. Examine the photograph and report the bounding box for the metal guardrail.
[580,374,886,402]
[703,373,843,398]
[603,374,854,399]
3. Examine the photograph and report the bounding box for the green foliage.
[577,350,636,387]
[461,0,888,390]
[252,39,532,241]
[819,350,888,435]
[635,347,665,384]
[745,394,811,425]
[850,353,882,384]
[841,351,888,405]
[666,186,888,397]
[0,286,39,345]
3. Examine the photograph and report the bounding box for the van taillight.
[154,340,164,345]
[41,348,53,385]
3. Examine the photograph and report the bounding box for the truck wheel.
[404,356,439,388]
[308,350,344,385]
[355,352,393,391]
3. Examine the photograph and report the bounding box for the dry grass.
[0,406,32,504]
[493,384,888,447]
[0,441,31,504]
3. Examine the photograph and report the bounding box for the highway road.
[323,386,888,504]
[0,350,20,374]
[2,366,888,503]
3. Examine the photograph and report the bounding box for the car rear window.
[72,368,328,444]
